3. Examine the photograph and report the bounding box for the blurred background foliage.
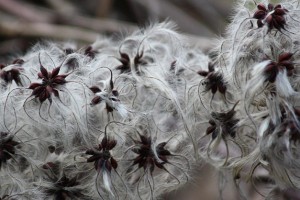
[0,0,234,60]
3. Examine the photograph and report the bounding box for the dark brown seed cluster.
[0,195,10,200]
[29,55,69,103]
[116,52,131,74]
[41,156,87,200]
[131,134,171,173]
[84,46,98,59]
[89,69,120,114]
[86,136,118,172]
[198,63,227,95]
[0,132,19,169]
[44,174,85,200]
[89,86,119,109]
[277,107,300,143]
[264,52,294,83]
[206,102,239,139]
[89,86,102,105]
[0,59,24,86]
[116,50,146,74]
[253,3,288,32]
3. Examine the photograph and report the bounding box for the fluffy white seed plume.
[1,4,300,199]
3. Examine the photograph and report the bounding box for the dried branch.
[45,0,78,16]
[0,0,54,23]
[0,0,136,33]
[97,0,114,17]
[128,0,214,36]
[0,20,99,43]
[60,15,136,34]
[0,0,214,51]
